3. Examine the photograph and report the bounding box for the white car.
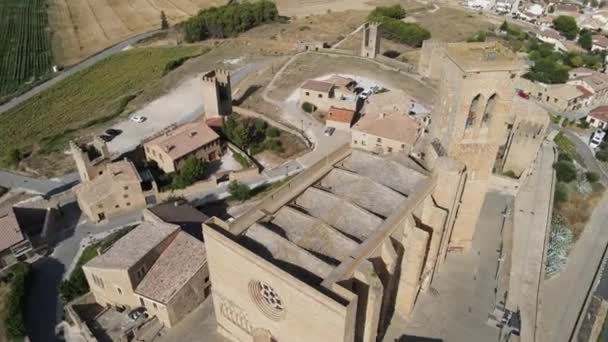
[359,90,372,100]
[590,130,606,149]
[130,115,146,123]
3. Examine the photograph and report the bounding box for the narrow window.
[482,93,497,127]
[466,94,483,129]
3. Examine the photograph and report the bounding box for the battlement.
[202,69,230,85]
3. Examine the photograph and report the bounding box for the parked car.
[128,307,147,321]
[130,115,146,123]
[105,128,122,136]
[324,127,335,136]
[517,90,529,100]
[590,130,606,149]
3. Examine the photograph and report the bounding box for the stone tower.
[361,22,381,58]
[429,42,525,251]
[202,69,232,120]
[70,137,110,182]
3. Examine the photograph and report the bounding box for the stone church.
[202,41,543,342]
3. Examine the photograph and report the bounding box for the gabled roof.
[85,221,179,270]
[135,232,206,304]
[327,106,356,124]
[145,121,220,161]
[0,208,25,252]
[593,34,608,48]
[353,111,421,145]
[538,28,563,40]
[590,105,608,122]
[301,80,334,93]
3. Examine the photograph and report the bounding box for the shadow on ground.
[26,257,65,342]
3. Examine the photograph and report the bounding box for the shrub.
[4,263,30,339]
[553,161,577,182]
[228,180,251,201]
[558,153,573,162]
[266,127,281,138]
[577,118,590,129]
[596,150,608,162]
[554,181,569,204]
[382,50,401,58]
[553,15,579,40]
[233,150,252,168]
[163,56,190,75]
[586,171,600,183]
[264,139,284,153]
[467,31,487,42]
[302,102,316,113]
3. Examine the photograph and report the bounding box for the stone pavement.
[384,191,512,342]
[506,140,555,342]
[538,192,608,342]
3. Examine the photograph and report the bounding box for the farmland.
[0,0,53,101]
[47,0,223,66]
[0,46,204,170]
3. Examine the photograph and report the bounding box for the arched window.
[466,94,483,129]
[482,93,497,127]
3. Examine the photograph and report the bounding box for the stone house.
[351,112,422,154]
[0,207,33,269]
[75,160,157,223]
[541,84,591,111]
[82,221,211,328]
[299,79,357,113]
[144,121,223,174]
[592,34,608,51]
[569,71,608,104]
[586,105,608,129]
[326,106,356,131]
[537,28,567,51]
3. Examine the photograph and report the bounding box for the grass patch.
[0,46,205,168]
[60,224,138,303]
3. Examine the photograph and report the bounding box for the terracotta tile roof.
[301,80,334,93]
[135,232,206,304]
[576,85,594,98]
[145,121,220,161]
[327,107,355,124]
[326,75,356,89]
[0,207,25,252]
[590,105,608,122]
[539,28,562,40]
[85,221,179,270]
[353,112,421,145]
[555,3,579,12]
[593,34,608,48]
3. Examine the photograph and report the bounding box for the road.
[559,127,608,184]
[0,30,162,114]
[0,170,79,197]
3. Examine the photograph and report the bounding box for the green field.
[0,46,204,167]
[0,0,54,101]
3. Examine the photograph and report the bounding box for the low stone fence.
[233,106,311,148]
[375,55,415,73]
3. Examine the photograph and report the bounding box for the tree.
[170,157,208,189]
[301,102,316,113]
[500,20,509,32]
[596,150,608,161]
[553,161,577,182]
[553,15,579,40]
[228,180,251,201]
[586,171,600,183]
[161,11,169,30]
[578,30,593,50]
[554,182,569,203]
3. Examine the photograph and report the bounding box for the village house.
[351,111,422,154]
[143,201,209,241]
[552,3,580,17]
[537,28,567,51]
[541,83,591,111]
[592,34,608,51]
[82,221,211,328]
[299,78,357,113]
[325,106,356,131]
[144,121,223,174]
[568,70,608,103]
[75,160,157,223]
[537,15,554,27]
[0,207,34,269]
[586,105,608,129]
